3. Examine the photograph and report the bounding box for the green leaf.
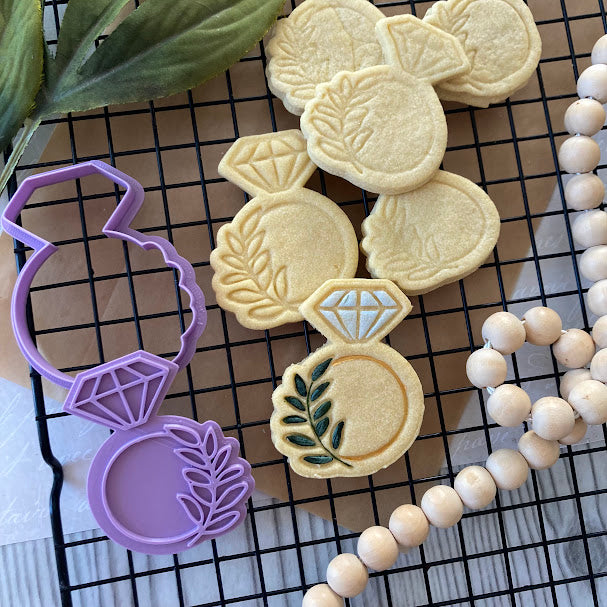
[0,0,43,150]
[315,417,329,438]
[40,0,286,116]
[332,421,345,449]
[310,382,330,402]
[47,0,131,88]
[311,358,332,382]
[286,434,315,447]
[313,401,331,420]
[294,374,307,398]
[284,396,305,412]
[304,455,334,465]
[283,415,306,424]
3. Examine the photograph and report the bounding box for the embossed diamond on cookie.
[266,0,385,116]
[310,283,405,343]
[210,130,358,330]
[376,14,470,84]
[271,279,424,478]
[424,0,542,107]
[219,130,316,197]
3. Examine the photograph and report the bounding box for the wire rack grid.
[4,0,607,606]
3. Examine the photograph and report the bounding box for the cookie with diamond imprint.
[2,161,254,554]
[210,129,358,329]
[270,279,424,478]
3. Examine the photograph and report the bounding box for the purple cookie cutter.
[2,161,254,554]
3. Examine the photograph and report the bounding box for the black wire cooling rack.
[4,0,607,606]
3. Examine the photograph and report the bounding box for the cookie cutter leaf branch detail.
[2,162,254,554]
[2,160,207,387]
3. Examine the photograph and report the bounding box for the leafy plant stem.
[0,116,41,195]
[305,378,351,468]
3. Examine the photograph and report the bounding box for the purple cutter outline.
[2,162,253,554]
[1,161,207,387]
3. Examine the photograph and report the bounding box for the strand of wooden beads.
[558,34,607,315]
[303,308,607,607]
[470,308,607,445]
[302,36,607,607]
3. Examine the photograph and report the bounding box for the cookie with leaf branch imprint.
[360,171,500,295]
[423,0,541,107]
[299,13,472,194]
[210,130,358,330]
[266,0,385,116]
[271,279,424,478]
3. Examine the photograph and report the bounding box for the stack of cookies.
[210,0,542,478]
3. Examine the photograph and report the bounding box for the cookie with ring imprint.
[265,0,385,116]
[423,0,542,108]
[299,14,471,194]
[361,170,501,295]
[270,279,424,478]
[210,130,358,330]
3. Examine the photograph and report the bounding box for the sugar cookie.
[266,0,384,116]
[300,65,447,194]
[424,0,541,107]
[210,130,358,329]
[361,171,500,295]
[271,279,424,478]
[376,14,470,84]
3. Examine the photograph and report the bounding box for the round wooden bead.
[518,431,560,470]
[568,379,607,425]
[552,329,596,368]
[580,246,607,282]
[572,210,607,249]
[326,554,368,598]
[565,173,604,210]
[466,348,507,389]
[420,485,463,528]
[303,584,343,607]
[588,280,607,316]
[486,384,531,427]
[485,449,529,490]
[591,348,607,382]
[357,526,399,571]
[560,368,593,400]
[454,466,497,509]
[559,417,588,445]
[481,311,526,354]
[577,64,607,103]
[523,307,562,345]
[558,136,600,174]
[531,396,576,441]
[564,98,605,136]
[592,34,607,64]
[592,315,607,348]
[389,504,430,549]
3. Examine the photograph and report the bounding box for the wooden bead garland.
[469,306,607,444]
[303,34,607,606]
[357,526,399,572]
[326,553,368,598]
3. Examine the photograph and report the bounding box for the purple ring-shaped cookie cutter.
[2,162,254,554]
[2,160,206,386]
